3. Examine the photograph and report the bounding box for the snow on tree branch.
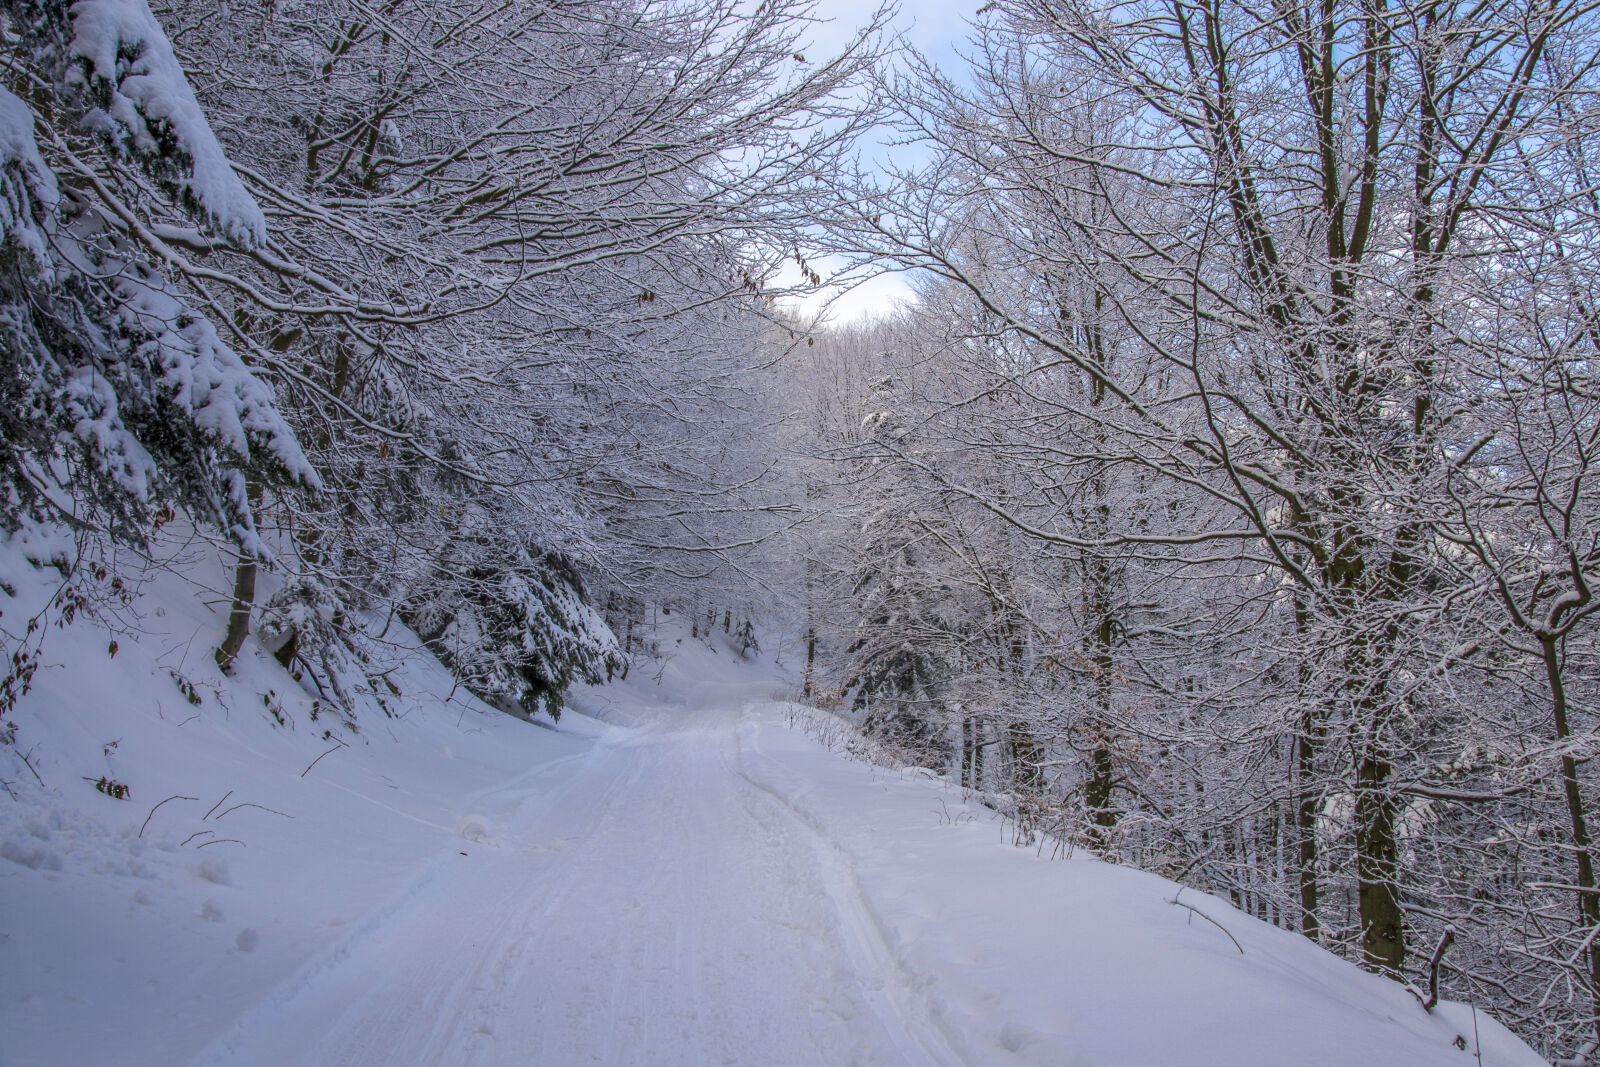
[0,88,60,266]
[6,0,266,248]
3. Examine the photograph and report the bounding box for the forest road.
[193,692,964,1067]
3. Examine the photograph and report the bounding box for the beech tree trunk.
[1355,753,1403,973]
[802,626,817,700]
[1542,634,1600,1044]
[215,478,264,675]
[215,551,258,675]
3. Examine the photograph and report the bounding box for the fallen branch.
[1169,889,1244,954]
[16,746,45,787]
[215,801,292,821]
[203,789,233,820]
[139,794,197,838]
[301,740,346,778]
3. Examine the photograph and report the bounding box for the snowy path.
[196,698,962,1067]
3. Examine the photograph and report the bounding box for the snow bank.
[736,704,1544,1067]
[0,539,605,1063]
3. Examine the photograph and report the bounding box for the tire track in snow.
[304,751,655,1066]
[194,703,961,1067]
[731,709,972,1067]
[189,740,631,1066]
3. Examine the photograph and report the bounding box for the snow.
[0,87,60,268]
[109,261,320,494]
[66,0,266,248]
[738,715,1540,1066]
[46,251,320,552]
[61,361,161,502]
[0,544,1546,1065]
[0,38,312,552]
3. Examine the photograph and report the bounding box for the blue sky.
[772,1,979,324]
[803,0,974,77]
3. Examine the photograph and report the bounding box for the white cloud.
[770,254,918,324]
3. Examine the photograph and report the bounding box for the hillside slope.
[0,552,1545,1065]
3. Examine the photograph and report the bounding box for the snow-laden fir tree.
[0,0,315,555]
[402,529,623,723]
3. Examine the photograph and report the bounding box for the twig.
[216,801,292,821]
[301,741,345,778]
[1555,1037,1596,1067]
[139,794,197,837]
[16,746,44,787]
[196,838,244,848]
[203,789,233,820]
[1168,889,1244,954]
[176,624,201,674]
[1422,926,1455,1012]
[294,651,330,700]
[180,829,214,846]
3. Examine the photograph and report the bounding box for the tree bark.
[1009,722,1045,795]
[215,478,264,675]
[215,550,258,675]
[1355,752,1403,973]
[1295,715,1322,941]
[802,626,816,700]
[1542,633,1600,1044]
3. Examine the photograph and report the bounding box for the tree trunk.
[802,627,817,700]
[1009,723,1044,795]
[272,627,299,671]
[215,550,258,675]
[1296,710,1322,941]
[964,717,976,788]
[1084,601,1119,845]
[1542,634,1600,1044]
[966,716,979,783]
[1085,737,1116,836]
[1290,583,1322,941]
[1355,752,1403,973]
[215,478,264,675]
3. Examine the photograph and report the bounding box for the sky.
[772,0,980,325]
[803,0,974,79]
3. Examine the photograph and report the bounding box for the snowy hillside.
[0,553,1545,1066]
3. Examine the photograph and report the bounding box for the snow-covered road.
[197,698,959,1067]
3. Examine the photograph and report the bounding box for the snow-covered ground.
[1,552,1545,1065]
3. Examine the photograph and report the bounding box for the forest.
[3,0,1600,1060]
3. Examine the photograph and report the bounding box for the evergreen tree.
[0,0,315,554]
